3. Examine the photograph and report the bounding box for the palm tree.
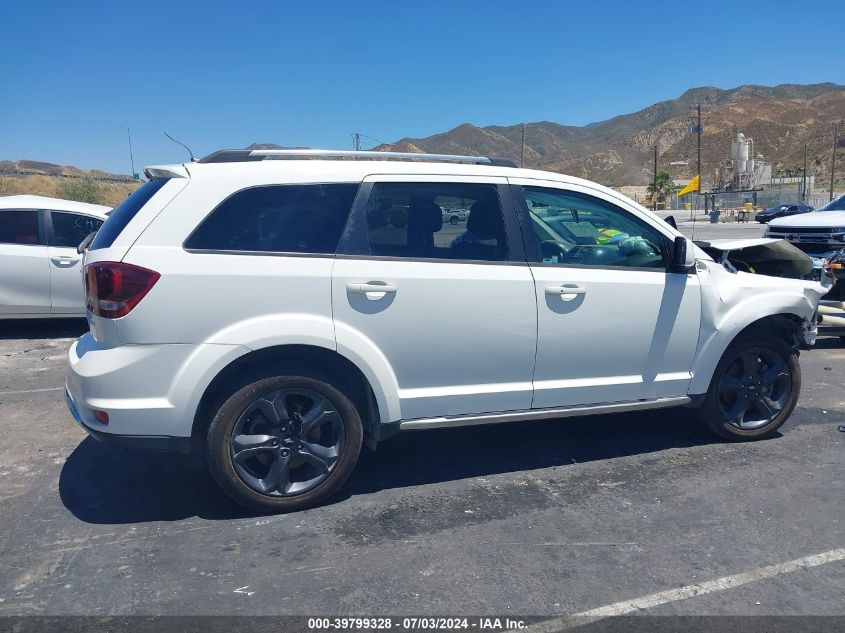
[646,171,676,208]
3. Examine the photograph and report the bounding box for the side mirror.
[671,235,692,270]
[664,215,678,229]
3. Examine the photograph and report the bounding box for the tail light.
[85,261,160,319]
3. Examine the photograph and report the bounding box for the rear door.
[0,209,51,316]
[332,175,537,421]
[46,211,104,314]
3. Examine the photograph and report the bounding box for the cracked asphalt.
[0,317,842,617]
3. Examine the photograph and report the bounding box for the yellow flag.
[677,175,700,197]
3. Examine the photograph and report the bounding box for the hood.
[768,210,845,228]
[696,238,814,279]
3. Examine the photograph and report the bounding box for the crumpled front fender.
[688,260,825,394]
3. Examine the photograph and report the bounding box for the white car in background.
[441,207,470,225]
[766,194,845,337]
[0,195,110,318]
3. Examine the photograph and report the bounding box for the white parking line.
[0,387,64,396]
[528,548,845,630]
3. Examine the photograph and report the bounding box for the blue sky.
[2,0,844,174]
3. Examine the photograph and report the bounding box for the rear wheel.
[207,375,362,512]
[696,334,800,440]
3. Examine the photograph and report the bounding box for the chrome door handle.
[346,282,397,295]
[545,285,586,301]
[51,256,80,265]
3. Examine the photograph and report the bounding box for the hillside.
[0,161,139,206]
[374,83,845,187]
[0,159,132,182]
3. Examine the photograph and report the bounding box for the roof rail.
[198,149,517,168]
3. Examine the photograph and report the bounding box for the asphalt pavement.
[0,297,842,620]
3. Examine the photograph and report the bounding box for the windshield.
[819,194,845,211]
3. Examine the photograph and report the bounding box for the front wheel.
[695,334,800,440]
[207,375,363,512]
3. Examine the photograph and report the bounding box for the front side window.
[0,209,42,245]
[185,183,359,254]
[50,212,104,248]
[522,186,667,269]
[364,182,507,261]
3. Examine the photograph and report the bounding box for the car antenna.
[163,131,197,162]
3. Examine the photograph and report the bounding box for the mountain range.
[5,84,844,192]
[366,83,845,187]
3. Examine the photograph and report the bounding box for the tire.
[207,374,363,513]
[450,215,460,225]
[695,334,800,441]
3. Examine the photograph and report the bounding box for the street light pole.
[126,127,135,178]
[107,123,135,178]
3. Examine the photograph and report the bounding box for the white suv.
[65,149,826,512]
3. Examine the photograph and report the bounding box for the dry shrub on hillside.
[0,174,140,207]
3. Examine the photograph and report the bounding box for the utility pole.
[802,144,808,202]
[696,104,702,212]
[354,133,361,151]
[831,122,839,202]
[521,123,526,168]
[653,144,658,212]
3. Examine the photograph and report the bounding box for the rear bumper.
[65,332,247,445]
[65,387,196,452]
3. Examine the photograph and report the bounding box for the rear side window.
[90,178,169,250]
[364,182,508,262]
[0,209,43,245]
[185,183,359,254]
[50,212,104,248]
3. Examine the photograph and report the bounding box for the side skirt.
[398,396,691,431]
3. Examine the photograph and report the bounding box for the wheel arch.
[688,311,806,394]
[191,344,392,445]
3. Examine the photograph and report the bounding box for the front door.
[510,180,702,408]
[47,211,104,313]
[332,176,537,420]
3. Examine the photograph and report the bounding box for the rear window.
[184,183,358,254]
[89,178,169,250]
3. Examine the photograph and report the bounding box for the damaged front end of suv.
[694,237,830,346]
